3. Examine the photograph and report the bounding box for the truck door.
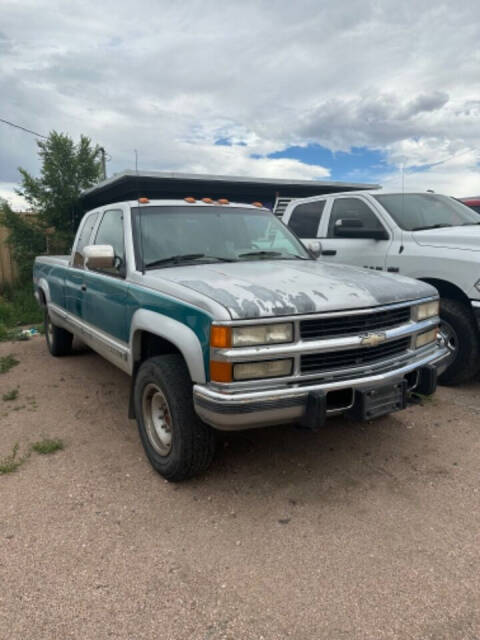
[319,196,392,271]
[65,211,101,318]
[82,208,128,346]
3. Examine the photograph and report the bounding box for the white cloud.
[0,183,29,210]
[1,0,480,198]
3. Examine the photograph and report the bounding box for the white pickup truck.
[282,192,480,384]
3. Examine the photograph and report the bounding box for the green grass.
[0,284,43,341]
[0,443,29,474]
[0,437,64,474]
[2,389,18,402]
[0,354,19,374]
[31,438,64,455]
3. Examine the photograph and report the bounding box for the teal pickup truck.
[34,197,448,480]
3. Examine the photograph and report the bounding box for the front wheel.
[45,308,73,357]
[438,298,480,385]
[134,354,216,481]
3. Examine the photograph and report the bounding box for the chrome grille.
[300,337,410,374]
[300,306,411,341]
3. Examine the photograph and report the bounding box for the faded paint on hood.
[152,260,436,320]
[413,226,480,252]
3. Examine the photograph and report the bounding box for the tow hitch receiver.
[347,380,408,421]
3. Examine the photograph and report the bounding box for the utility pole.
[99,147,107,180]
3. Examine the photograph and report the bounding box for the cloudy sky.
[1,0,480,209]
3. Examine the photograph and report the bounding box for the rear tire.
[134,354,216,481]
[438,298,480,385]
[45,308,73,357]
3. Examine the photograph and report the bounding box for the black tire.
[134,354,216,481]
[438,298,480,385]
[45,308,73,357]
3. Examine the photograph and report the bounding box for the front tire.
[438,298,480,385]
[134,354,216,481]
[45,308,73,357]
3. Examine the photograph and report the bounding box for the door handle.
[321,250,337,256]
[81,284,87,292]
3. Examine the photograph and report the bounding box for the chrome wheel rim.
[440,320,458,360]
[142,383,173,456]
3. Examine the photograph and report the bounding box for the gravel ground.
[0,337,479,640]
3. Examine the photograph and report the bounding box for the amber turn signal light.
[210,325,231,348]
[210,361,232,383]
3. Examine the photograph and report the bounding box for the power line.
[0,117,48,139]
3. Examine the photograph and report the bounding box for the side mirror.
[304,240,322,258]
[83,244,115,270]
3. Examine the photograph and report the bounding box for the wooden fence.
[0,223,17,286]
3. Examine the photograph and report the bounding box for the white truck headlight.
[231,323,293,347]
[413,300,439,321]
[233,359,293,380]
[415,328,438,349]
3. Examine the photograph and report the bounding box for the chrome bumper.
[193,345,449,431]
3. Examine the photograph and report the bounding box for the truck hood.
[413,226,480,251]
[156,260,435,319]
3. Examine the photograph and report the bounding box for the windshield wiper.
[411,224,453,231]
[144,254,234,269]
[461,222,480,226]
[238,250,284,259]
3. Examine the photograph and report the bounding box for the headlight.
[415,328,438,349]
[413,300,439,321]
[232,323,293,347]
[210,323,293,347]
[233,359,293,381]
[475,279,480,293]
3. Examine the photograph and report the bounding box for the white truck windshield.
[133,206,311,269]
[373,193,479,231]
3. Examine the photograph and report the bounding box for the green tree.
[17,131,103,251]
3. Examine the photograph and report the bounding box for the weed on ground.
[0,443,30,475]
[31,438,64,455]
[0,354,19,374]
[2,389,18,402]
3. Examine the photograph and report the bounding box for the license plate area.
[348,380,407,421]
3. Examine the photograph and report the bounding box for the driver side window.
[328,198,383,237]
[94,209,125,276]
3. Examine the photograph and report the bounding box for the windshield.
[132,206,311,268]
[373,193,479,230]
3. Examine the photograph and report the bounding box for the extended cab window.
[73,212,100,267]
[288,201,325,237]
[93,209,125,275]
[328,198,383,237]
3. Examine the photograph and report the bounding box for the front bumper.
[193,345,449,431]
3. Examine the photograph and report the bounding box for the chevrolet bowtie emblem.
[360,332,387,347]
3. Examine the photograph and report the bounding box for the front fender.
[129,309,207,383]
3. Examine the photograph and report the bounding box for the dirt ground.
[0,337,479,640]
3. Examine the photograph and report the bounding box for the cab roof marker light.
[252,201,263,208]
[218,198,229,205]
[138,197,149,204]
[184,196,196,203]
[202,197,214,204]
